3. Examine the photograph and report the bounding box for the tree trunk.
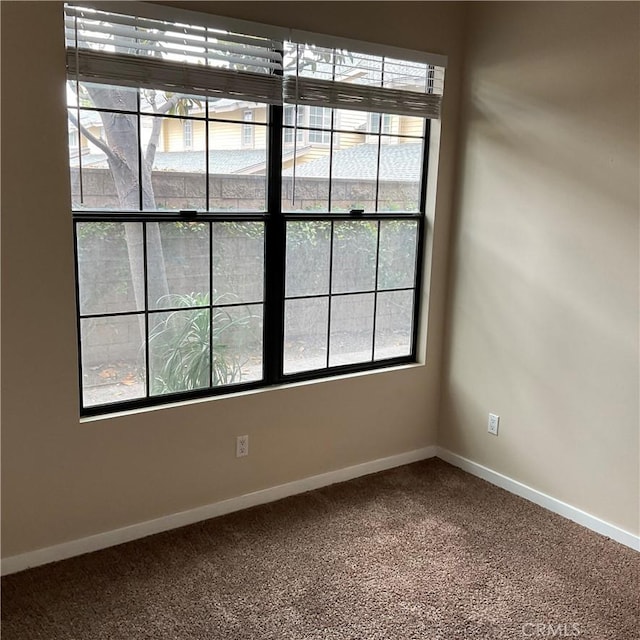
[84,85,171,337]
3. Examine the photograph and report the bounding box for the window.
[182,120,193,150]
[68,128,79,156]
[282,105,331,145]
[307,106,331,144]
[283,105,305,144]
[369,112,392,134]
[242,110,254,147]
[65,3,445,415]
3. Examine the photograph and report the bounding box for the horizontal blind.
[283,42,444,119]
[65,3,283,104]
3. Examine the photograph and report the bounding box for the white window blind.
[283,42,444,119]
[65,3,446,115]
[65,3,284,104]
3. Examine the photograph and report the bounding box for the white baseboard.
[436,447,640,552]
[1,446,438,576]
[4,445,636,575]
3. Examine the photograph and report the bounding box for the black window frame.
[74,114,429,417]
[67,17,434,418]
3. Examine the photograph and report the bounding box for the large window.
[65,3,445,415]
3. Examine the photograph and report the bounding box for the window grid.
[71,99,270,214]
[283,109,427,214]
[75,219,267,410]
[69,63,430,415]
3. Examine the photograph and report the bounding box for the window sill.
[79,361,425,424]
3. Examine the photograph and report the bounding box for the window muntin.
[66,3,443,415]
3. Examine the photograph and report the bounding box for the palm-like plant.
[148,292,253,394]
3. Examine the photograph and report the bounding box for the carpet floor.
[2,458,638,639]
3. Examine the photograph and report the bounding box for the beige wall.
[441,2,639,534]
[0,2,464,557]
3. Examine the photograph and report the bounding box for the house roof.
[71,149,268,174]
[71,143,423,182]
[283,143,423,182]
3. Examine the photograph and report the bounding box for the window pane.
[77,222,144,315]
[66,81,138,111]
[398,115,425,138]
[149,308,210,396]
[308,106,331,144]
[213,304,263,385]
[378,139,422,212]
[374,290,414,360]
[148,222,210,310]
[283,105,305,144]
[81,315,145,407]
[284,43,335,81]
[329,293,374,367]
[69,109,140,210]
[209,99,267,124]
[209,121,267,212]
[140,90,207,118]
[377,220,418,290]
[282,137,330,213]
[212,222,264,304]
[329,142,377,213]
[68,114,82,208]
[141,116,206,211]
[335,52,383,86]
[286,221,331,297]
[332,221,378,294]
[382,58,428,92]
[284,297,329,374]
[333,108,370,135]
[367,112,392,135]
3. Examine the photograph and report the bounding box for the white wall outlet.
[488,413,500,436]
[236,435,249,457]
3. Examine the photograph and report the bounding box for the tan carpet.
[2,458,638,639]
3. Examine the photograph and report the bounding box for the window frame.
[66,3,441,417]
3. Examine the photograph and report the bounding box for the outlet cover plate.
[236,435,249,457]
[488,414,500,435]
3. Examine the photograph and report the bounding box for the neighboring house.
[69,95,425,175]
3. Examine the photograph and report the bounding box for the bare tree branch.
[67,110,117,162]
[156,94,181,115]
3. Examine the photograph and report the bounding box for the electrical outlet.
[488,413,500,436]
[236,435,249,457]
